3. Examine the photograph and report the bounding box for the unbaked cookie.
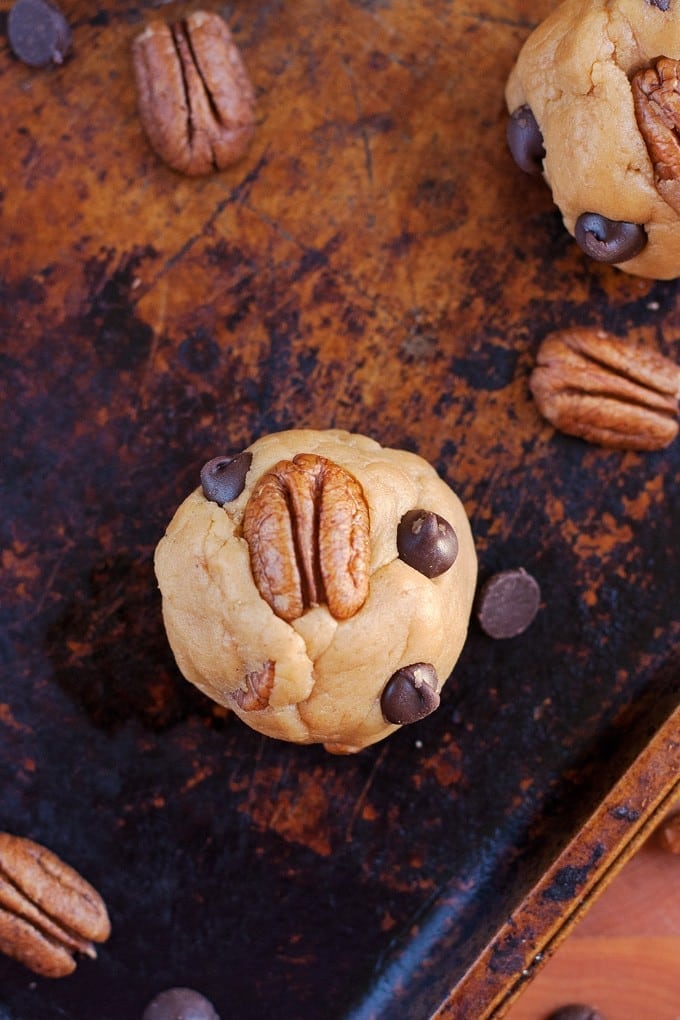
[506,0,680,279]
[154,429,477,753]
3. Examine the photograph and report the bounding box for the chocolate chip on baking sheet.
[142,987,220,1020]
[546,1005,606,1020]
[507,104,545,174]
[200,452,252,505]
[397,508,458,578]
[574,213,647,263]
[476,567,541,639]
[7,0,72,68]
[381,662,440,725]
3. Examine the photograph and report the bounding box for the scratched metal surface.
[0,1,678,1018]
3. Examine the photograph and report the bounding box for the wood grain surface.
[0,2,678,1019]
[504,806,680,1020]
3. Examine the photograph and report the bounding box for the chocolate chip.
[476,568,541,639]
[397,509,459,578]
[507,104,545,175]
[546,1006,606,1020]
[648,0,670,10]
[574,213,647,264]
[381,663,440,725]
[142,987,220,1020]
[7,0,72,68]
[200,452,252,505]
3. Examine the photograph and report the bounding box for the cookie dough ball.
[506,0,680,279]
[154,429,477,753]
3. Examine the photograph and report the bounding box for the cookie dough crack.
[199,518,229,583]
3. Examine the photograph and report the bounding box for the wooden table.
[504,802,680,1020]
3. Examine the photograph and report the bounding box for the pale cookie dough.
[506,0,680,279]
[154,429,477,753]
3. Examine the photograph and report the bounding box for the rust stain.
[181,764,215,793]
[0,705,30,733]
[239,765,338,857]
[421,742,464,788]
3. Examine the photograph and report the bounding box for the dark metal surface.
[0,2,678,1018]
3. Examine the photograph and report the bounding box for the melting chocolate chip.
[381,663,440,725]
[547,1006,606,1020]
[476,568,541,639]
[200,452,252,505]
[397,509,459,578]
[574,213,647,264]
[142,987,220,1020]
[7,0,72,68]
[507,104,545,175]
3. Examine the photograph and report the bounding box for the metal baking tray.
[1,2,678,1017]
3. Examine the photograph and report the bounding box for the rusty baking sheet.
[1,1,678,1018]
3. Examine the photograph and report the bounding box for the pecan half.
[242,454,371,622]
[132,11,255,176]
[530,328,680,450]
[632,56,680,206]
[231,660,275,712]
[0,832,110,978]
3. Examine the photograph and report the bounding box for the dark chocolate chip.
[7,0,72,68]
[476,568,540,639]
[507,104,545,175]
[381,662,440,725]
[546,1006,606,1020]
[200,452,252,505]
[142,987,220,1020]
[648,0,670,10]
[574,213,647,264]
[397,509,459,578]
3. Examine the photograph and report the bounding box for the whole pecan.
[242,453,371,622]
[0,832,110,978]
[530,328,680,450]
[132,11,255,176]
[632,56,680,206]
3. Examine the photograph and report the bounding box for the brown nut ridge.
[242,453,370,623]
[530,328,680,450]
[132,11,255,177]
[632,56,680,210]
[231,660,276,712]
[0,832,110,978]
